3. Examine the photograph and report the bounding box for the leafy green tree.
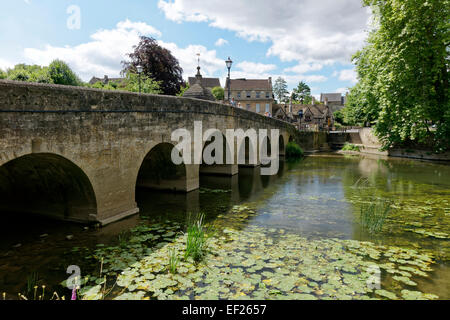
[348,0,449,151]
[0,69,6,79]
[292,81,312,104]
[273,77,289,103]
[89,72,161,94]
[177,83,190,97]
[211,86,224,101]
[48,60,81,86]
[6,64,53,83]
[123,36,184,96]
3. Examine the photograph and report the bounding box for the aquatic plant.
[342,143,361,152]
[285,142,304,159]
[184,213,210,263]
[168,248,179,274]
[26,272,39,296]
[360,200,391,234]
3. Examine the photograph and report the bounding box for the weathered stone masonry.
[0,80,297,225]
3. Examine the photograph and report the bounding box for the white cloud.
[157,41,224,79]
[158,0,371,64]
[236,61,276,73]
[338,69,357,83]
[215,38,228,47]
[23,19,162,81]
[284,62,324,74]
[0,58,14,71]
[335,87,350,94]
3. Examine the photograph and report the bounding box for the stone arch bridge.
[0,80,298,225]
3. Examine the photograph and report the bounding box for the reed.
[184,213,210,263]
[360,200,391,234]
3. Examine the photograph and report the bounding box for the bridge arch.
[0,153,97,222]
[135,142,188,192]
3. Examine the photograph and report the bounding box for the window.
[237,91,241,99]
[266,92,270,98]
[256,91,261,99]
[256,104,260,113]
[246,91,251,98]
[246,104,251,110]
[265,104,270,113]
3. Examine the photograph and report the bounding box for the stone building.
[89,75,124,85]
[224,78,274,115]
[182,66,216,101]
[274,101,334,130]
[188,76,221,92]
[319,93,348,113]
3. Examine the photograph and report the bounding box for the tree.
[211,86,224,101]
[0,69,6,79]
[90,72,162,94]
[273,77,289,103]
[6,64,53,83]
[122,36,184,96]
[347,0,449,151]
[48,60,81,86]
[292,81,312,104]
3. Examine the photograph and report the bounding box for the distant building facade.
[274,101,334,130]
[224,78,274,115]
[319,93,348,113]
[89,75,124,85]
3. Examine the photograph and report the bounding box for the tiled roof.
[188,77,221,88]
[320,93,342,103]
[225,78,272,91]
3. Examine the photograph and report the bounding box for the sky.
[0,0,372,97]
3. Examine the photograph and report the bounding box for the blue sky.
[0,0,371,97]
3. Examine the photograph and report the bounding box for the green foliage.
[285,142,304,159]
[168,248,179,274]
[0,68,7,79]
[347,0,450,151]
[48,60,81,86]
[5,64,53,83]
[273,77,289,103]
[342,143,361,152]
[177,83,190,96]
[360,200,391,234]
[89,72,162,94]
[292,81,312,104]
[184,213,210,263]
[211,86,224,101]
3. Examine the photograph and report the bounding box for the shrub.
[285,142,304,159]
[342,143,361,152]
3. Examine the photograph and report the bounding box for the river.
[0,154,448,300]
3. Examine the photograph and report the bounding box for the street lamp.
[136,65,143,93]
[225,57,233,104]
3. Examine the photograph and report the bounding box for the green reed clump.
[342,143,361,152]
[168,248,179,274]
[184,213,210,263]
[286,142,304,159]
[360,200,391,234]
[26,272,39,296]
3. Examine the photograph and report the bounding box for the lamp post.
[225,57,233,104]
[136,65,143,93]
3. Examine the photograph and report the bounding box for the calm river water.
[0,154,449,299]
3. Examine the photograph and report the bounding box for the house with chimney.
[319,93,348,112]
[224,78,274,115]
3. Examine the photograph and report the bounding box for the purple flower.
[71,287,77,301]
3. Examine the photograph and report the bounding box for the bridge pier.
[200,164,238,176]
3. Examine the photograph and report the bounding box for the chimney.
[324,97,329,106]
